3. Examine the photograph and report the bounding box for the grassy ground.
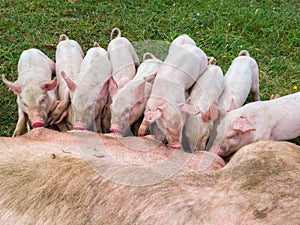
[0,0,299,143]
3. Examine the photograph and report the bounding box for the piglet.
[209,92,300,157]
[168,34,196,54]
[109,52,162,136]
[138,35,208,148]
[181,57,225,152]
[61,42,112,132]
[217,50,260,112]
[2,48,57,136]
[107,27,140,89]
[48,34,84,128]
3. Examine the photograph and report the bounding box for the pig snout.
[209,146,224,157]
[109,124,123,134]
[31,111,45,128]
[31,121,45,128]
[73,123,87,130]
[168,141,182,149]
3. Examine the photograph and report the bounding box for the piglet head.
[210,114,257,157]
[30,78,58,127]
[3,74,57,128]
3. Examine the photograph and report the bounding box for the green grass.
[0,0,299,144]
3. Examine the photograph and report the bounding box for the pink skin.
[109,77,155,137]
[61,46,112,133]
[107,27,140,89]
[31,110,45,128]
[209,92,300,157]
[217,50,260,112]
[2,49,57,136]
[73,123,87,130]
[108,53,159,137]
[31,121,45,128]
[139,36,207,148]
[49,34,84,125]
[1,134,299,224]
[109,123,122,134]
[168,141,181,148]
[180,63,224,152]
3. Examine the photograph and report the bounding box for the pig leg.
[101,96,112,133]
[45,57,55,77]
[251,70,260,101]
[252,90,260,101]
[48,72,71,124]
[95,114,103,133]
[101,111,111,133]
[130,116,144,136]
[130,45,140,68]
[138,118,150,136]
[13,108,28,137]
[48,91,69,124]
[53,105,72,131]
[49,103,68,124]
[56,122,69,132]
[270,94,281,100]
[65,106,73,130]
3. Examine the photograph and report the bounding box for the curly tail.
[238,50,250,57]
[110,27,121,41]
[59,34,69,42]
[143,52,157,61]
[94,42,100,47]
[207,57,217,65]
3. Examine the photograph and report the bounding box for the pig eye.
[156,107,162,112]
[23,102,28,108]
[39,96,47,105]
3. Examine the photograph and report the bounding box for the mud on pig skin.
[0,128,299,224]
[2,48,57,137]
[209,92,300,157]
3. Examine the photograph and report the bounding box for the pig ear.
[233,115,256,133]
[99,77,110,99]
[202,103,219,122]
[135,81,147,102]
[144,72,157,84]
[229,98,237,111]
[2,74,22,94]
[61,71,77,92]
[109,76,118,97]
[180,102,200,115]
[144,109,163,123]
[40,77,57,91]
